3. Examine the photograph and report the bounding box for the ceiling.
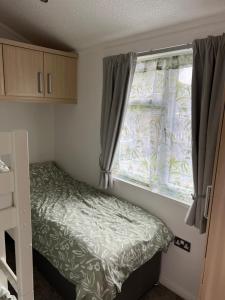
[0,0,225,51]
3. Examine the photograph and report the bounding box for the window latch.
[164,128,167,143]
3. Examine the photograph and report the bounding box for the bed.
[30,161,173,300]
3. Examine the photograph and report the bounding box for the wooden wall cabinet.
[0,38,78,103]
[44,53,77,100]
[0,45,4,96]
[3,45,44,98]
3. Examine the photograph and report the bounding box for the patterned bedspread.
[30,162,173,300]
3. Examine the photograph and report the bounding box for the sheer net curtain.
[113,53,193,204]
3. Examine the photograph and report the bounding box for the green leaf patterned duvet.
[30,162,173,300]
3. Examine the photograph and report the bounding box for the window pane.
[114,105,163,185]
[113,51,193,204]
[167,67,193,192]
[129,61,165,106]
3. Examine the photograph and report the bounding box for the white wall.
[55,14,225,300]
[0,22,28,42]
[0,23,55,162]
[0,103,55,162]
[55,48,103,184]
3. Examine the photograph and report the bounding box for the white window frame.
[113,46,193,205]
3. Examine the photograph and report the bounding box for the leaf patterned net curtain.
[113,51,193,204]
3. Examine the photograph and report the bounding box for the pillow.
[0,160,10,173]
[29,161,65,187]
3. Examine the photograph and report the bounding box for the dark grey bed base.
[33,249,161,300]
[6,233,161,300]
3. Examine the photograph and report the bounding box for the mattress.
[0,160,10,173]
[30,161,173,300]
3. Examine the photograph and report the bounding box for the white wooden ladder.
[0,131,34,300]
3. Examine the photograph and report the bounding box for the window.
[113,49,193,204]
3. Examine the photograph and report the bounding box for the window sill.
[112,175,192,208]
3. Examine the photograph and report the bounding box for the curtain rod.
[138,43,193,57]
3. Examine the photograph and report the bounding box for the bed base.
[33,248,161,300]
[6,227,161,300]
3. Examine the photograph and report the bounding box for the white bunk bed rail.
[0,131,34,300]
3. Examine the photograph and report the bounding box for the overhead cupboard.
[0,39,78,103]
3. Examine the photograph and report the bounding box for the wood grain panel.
[200,108,225,300]
[3,45,44,97]
[44,53,77,100]
[0,45,4,96]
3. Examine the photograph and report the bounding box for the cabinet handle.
[204,185,212,219]
[37,72,43,93]
[47,73,52,94]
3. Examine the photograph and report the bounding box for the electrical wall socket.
[174,236,191,252]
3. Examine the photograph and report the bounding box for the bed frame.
[5,226,161,300]
[0,131,34,300]
[33,248,161,300]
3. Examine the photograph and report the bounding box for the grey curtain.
[185,34,225,233]
[99,52,137,189]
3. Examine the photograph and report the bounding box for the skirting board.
[160,276,196,300]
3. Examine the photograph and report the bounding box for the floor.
[144,285,183,300]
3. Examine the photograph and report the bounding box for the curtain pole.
[138,43,193,57]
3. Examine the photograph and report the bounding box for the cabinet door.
[3,45,44,97]
[44,53,77,100]
[0,45,4,96]
[200,109,225,300]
